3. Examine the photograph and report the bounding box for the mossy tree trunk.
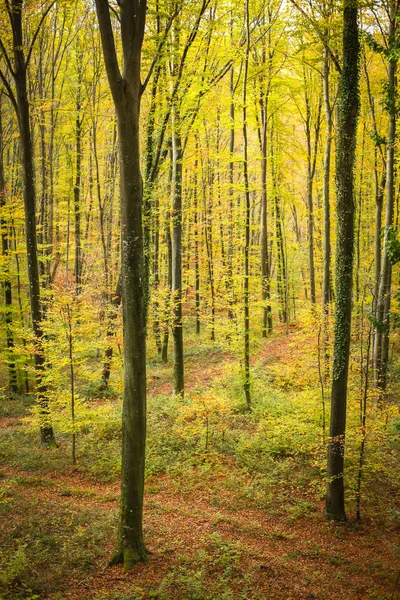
[95,0,148,567]
[325,0,359,522]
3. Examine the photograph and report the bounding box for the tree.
[94,0,148,566]
[325,0,360,521]
[0,92,17,393]
[0,0,56,444]
[371,0,400,392]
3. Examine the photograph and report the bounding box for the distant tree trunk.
[355,124,366,304]
[291,203,309,301]
[259,35,272,337]
[304,73,322,306]
[171,107,184,396]
[227,63,235,321]
[0,95,17,393]
[203,153,216,342]
[4,0,56,444]
[271,129,287,323]
[374,7,398,391]
[95,0,147,567]
[162,205,172,363]
[363,51,386,359]
[242,0,251,410]
[322,47,333,377]
[325,0,359,522]
[74,52,83,295]
[100,124,118,388]
[194,148,201,335]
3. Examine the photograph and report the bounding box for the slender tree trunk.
[304,78,321,306]
[194,149,200,335]
[162,206,172,363]
[242,0,251,410]
[0,96,17,392]
[74,53,83,294]
[271,129,287,323]
[9,0,55,444]
[260,84,272,337]
[363,50,386,359]
[322,47,333,379]
[374,17,397,391]
[227,64,235,321]
[203,156,216,342]
[171,111,184,396]
[325,0,359,521]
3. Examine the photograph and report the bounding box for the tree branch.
[94,0,123,102]
[288,0,342,74]
[0,39,16,77]
[141,9,179,95]
[0,69,17,114]
[25,1,56,68]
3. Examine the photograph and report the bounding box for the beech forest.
[0,0,399,598]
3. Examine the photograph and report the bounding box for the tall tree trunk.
[304,75,322,306]
[227,63,235,321]
[171,111,184,396]
[259,54,272,336]
[74,53,83,295]
[203,154,216,342]
[95,0,147,567]
[322,47,333,379]
[325,0,359,521]
[8,0,56,444]
[194,149,200,335]
[374,8,397,391]
[242,0,251,410]
[0,95,17,393]
[162,206,172,363]
[271,128,287,323]
[363,50,386,359]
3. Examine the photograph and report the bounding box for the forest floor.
[1,323,399,600]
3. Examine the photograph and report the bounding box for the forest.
[0,0,399,598]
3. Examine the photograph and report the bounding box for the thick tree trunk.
[95,0,147,567]
[325,0,359,521]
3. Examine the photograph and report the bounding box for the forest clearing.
[0,0,399,598]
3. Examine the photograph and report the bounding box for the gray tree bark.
[95,0,148,566]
